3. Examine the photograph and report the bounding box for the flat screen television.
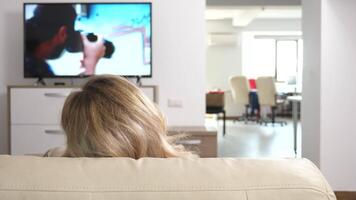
[24,3,152,78]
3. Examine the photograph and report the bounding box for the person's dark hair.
[25,4,77,53]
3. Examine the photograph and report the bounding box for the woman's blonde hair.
[61,75,190,158]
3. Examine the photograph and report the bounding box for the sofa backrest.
[0,156,336,200]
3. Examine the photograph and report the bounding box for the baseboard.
[216,116,241,120]
[334,191,356,200]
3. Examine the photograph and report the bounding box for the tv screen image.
[24,3,152,77]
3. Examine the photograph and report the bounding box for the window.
[242,32,303,92]
[276,40,298,82]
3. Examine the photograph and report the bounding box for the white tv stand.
[8,85,158,155]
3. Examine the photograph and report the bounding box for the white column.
[301,0,322,166]
[303,0,356,190]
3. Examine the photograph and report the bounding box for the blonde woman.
[46,75,191,158]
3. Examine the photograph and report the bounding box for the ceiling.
[206,0,301,7]
[206,6,302,27]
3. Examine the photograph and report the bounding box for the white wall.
[320,0,356,191]
[143,0,206,126]
[206,18,301,116]
[206,43,242,116]
[206,44,241,91]
[0,0,33,155]
[303,0,356,191]
[0,0,206,154]
[206,20,240,89]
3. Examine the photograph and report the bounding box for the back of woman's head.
[61,75,189,158]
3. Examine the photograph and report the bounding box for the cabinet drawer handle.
[44,130,64,135]
[44,93,69,98]
[176,139,202,145]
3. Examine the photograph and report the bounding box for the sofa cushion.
[0,156,336,200]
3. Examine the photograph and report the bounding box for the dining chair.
[229,75,250,123]
[256,76,286,126]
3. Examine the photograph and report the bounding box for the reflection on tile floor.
[205,118,302,158]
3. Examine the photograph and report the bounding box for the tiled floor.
[205,117,302,158]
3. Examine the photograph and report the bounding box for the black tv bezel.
[23,2,153,78]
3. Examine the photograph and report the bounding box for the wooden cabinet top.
[168,126,217,136]
[8,85,157,89]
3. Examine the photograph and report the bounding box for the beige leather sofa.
[0,156,336,200]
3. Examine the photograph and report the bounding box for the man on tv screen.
[24,3,152,77]
[25,5,106,77]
